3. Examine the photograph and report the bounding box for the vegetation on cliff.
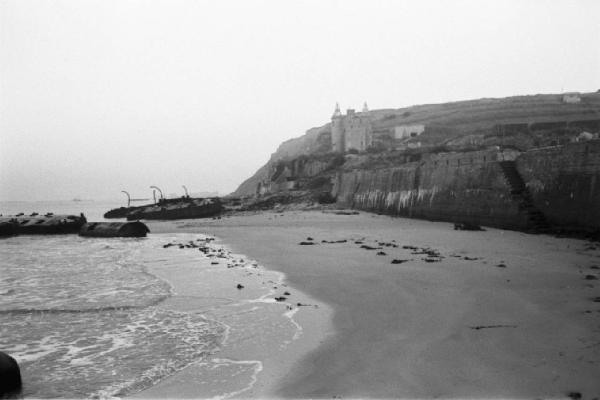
[233,91,600,199]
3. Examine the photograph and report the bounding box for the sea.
[0,200,303,398]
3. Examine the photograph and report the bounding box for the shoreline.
[147,210,600,398]
[131,231,334,399]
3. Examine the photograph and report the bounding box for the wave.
[0,295,169,315]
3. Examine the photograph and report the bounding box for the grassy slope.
[232,92,600,196]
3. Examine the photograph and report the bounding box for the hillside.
[232,91,600,198]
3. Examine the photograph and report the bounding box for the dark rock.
[307,237,314,241]
[0,351,22,397]
[590,265,599,270]
[360,245,380,250]
[496,263,507,268]
[299,241,316,245]
[391,259,410,264]
[274,296,287,302]
[454,222,484,231]
[584,275,598,280]
[470,324,517,330]
[284,291,291,295]
[567,392,582,400]
[237,284,244,289]
[376,251,387,256]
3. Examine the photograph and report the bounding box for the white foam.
[208,358,264,400]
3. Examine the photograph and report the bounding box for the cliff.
[232,92,600,234]
[333,142,600,232]
[232,124,331,197]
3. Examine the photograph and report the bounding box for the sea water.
[0,201,304,398]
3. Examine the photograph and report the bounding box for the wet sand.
[146,210,600,398]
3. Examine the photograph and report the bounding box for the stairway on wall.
[498,161,551,232]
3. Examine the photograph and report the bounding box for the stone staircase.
[498,161,551,232]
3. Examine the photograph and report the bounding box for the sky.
[1,0,599,201]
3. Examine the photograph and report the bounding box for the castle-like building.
[331,103,373,152]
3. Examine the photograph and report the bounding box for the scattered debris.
[360,245,380,250]
[376,251,387,256]
[333,210,359,215]
[469,324,517,330]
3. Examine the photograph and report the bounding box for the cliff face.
[231,124,330,197]
[233,92,600,232]
[333,149,528,229]
[332,141,600,232]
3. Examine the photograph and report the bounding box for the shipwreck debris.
[79,221,150,238]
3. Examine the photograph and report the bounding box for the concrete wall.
[333,149,529,229]
[517,141,600,231]
[333,143,600,231]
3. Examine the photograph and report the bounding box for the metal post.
[121,191,131,208]
[150,186,164,202]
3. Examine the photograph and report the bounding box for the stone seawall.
[333,144,600,232]
[518,141,600,231]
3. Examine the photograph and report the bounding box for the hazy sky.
[1,0,599,201]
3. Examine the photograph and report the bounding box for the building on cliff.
[331,103,429,153]
[562,92,581,103]
[331,103,373,153]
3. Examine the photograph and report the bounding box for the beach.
[138,210,600,398]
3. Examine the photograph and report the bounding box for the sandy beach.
[141,210,600,399]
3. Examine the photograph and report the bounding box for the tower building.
[330,102,373,153]
[331,103,345,153]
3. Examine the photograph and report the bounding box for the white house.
[394,124,425,139]
[562,93,581,104]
